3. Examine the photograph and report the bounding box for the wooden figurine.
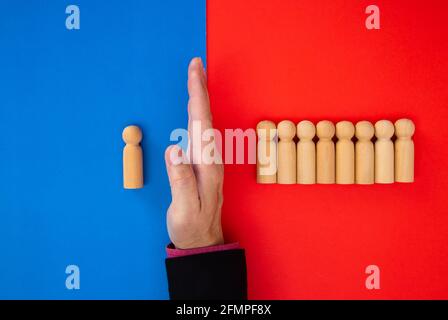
[296,120,316,184]
[336,121,355,184]
[374,120,395,184]
[316,120,335,184]
[256,120,277,184]
[355,121,374,184]
[122,125,143,189]
[395,119,415,183]
[277,120,297,184]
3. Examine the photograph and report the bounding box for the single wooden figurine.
[296,120,316,184]
[395,119,415,183]
[374,120,394,184]
[355,121,374,184]
[277,120,296,184]
[336,121,355,184]
[316,120,335,184]
[256,120,277,184]
[122,125,143,189]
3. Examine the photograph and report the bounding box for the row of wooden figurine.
[256,119,415,184]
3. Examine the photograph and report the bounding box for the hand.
[164,57,224,249]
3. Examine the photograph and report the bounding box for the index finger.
[188,57,213,128]
[187,57,215,165]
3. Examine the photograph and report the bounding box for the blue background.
[0,0,205,299]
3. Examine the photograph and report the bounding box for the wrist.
[175,231,224,250]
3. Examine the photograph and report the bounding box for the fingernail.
[168,145,185,166]
[196,57,203,68]
[167,146,178,166]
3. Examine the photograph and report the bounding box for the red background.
[207,0,448,299]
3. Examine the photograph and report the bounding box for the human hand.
[164,57,224,249]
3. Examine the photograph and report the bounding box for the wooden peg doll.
[277,120,297,184]
[316,120,335,184]
[296,120,316,184]
[123,125,143,189]
[257,120,277,184]
[374,120,394,184]
[395,119,415,183]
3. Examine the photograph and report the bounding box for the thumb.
[164,145,199,209]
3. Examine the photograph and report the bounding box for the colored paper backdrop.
[0,0,205,299]
[208,0,448,299]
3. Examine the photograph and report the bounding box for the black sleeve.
[165,249,247,300]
